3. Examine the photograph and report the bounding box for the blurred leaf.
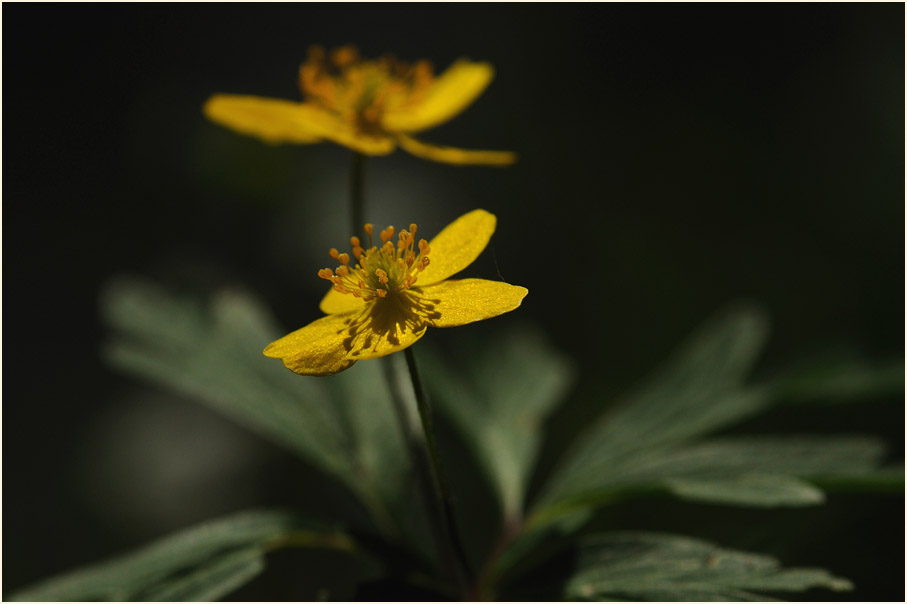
[8,509,348,602]
[100,277,411,538]
[140,547,264,601]
[665,473,825,507]
[564,532,852,601]
[536,305,772,510]
[764,351,904,404]
[419,324,575,520]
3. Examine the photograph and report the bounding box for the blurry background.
[4,4,903,600]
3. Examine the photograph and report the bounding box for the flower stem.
[350,151,365,234]
[403,347,473,597]
[348,150,471,597]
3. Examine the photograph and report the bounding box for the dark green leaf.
[537,305,771,510]
[100,278,411,537]
[765,351,904,404]
[419,324,575,519]
[564,532,852,601]
[8,509,342,602]
[665,473,825,507]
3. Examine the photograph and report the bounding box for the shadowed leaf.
[100,277,412,538]
[564,532,852,601]
[8,509,347,602]
[419,324,575,520]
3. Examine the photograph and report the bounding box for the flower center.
[319,222,431,302]
[299,45,434,135]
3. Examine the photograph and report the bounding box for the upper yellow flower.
[205,46,517,166]
[264,209,527,376]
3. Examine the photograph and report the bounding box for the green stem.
[404,347,473,597]
[350,151,365,234]
[347,151,470,597]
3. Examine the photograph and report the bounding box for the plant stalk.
[348,149,471,598]
[403,347,473,596]
[350,151,365,235]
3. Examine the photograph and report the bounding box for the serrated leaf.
[100,278,411,537]
[419,324,575,520]
[538,305,771,508]
[564,532,852,601]
[8,509,342,602]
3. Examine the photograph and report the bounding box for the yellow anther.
[376,268,389,285]
[380,226,395,244]
[338,253,350,265]
[409,223,418,236]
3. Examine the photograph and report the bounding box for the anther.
[318,268,335,280]
[376,288,387,298]
[329,248,340,259]
[350,236,361,248]
[338,252,350,265]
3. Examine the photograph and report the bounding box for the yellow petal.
[343,293,428,361]
[418,209,497,286]
[319,287,367,315]
[263,312,356,376]
[203,94,322,144]
[420,279,528,328]
[381,60,494,133]
[295,104,396,156]
[396,134,517,166]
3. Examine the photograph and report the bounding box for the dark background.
[4,4,904,600]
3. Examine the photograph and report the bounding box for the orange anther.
[338,253,350,265]
[377,288,387,298]
[329,248,340,259]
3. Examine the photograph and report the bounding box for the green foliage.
[30,281,891,601]
[418,324,575,520]
[564,532,852,601]
[8,509,347,602]
[526,306,897,533]
[101,278,414,541]
[766,350,905,404]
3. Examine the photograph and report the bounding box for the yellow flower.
[204,45,516,166]
[264,209,527,376]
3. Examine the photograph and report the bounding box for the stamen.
[329,248,340,259]
[337,253,350,265]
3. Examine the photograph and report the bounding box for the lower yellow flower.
[205,45,516,166]
[264,209,528,376]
